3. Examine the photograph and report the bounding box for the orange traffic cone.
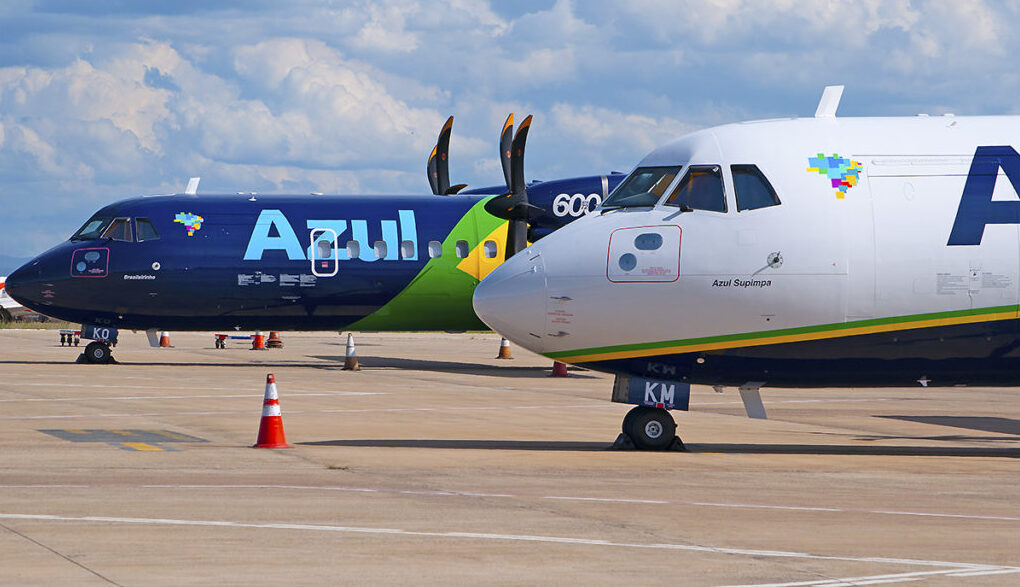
[159,331,172,348]
[342,333,360,371]
[496,337,513,359]
[252,331,266,350]
[550,361,569,377]
[254,373,289,448]
[266,331,283,349]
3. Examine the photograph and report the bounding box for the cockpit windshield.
[601,166,683,208]
[70,215,114,241]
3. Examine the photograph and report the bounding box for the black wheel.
[626,407,676,450]
[84,341,112,364]
[622,405,644,434]
[0,308,10,323]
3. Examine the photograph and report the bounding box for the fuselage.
[7,174,623,332]
[474,115,1020,387]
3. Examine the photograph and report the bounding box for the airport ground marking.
[0,481,1013,528]
[0,391,382,402]
[0,512,1015,581]
[65,483,1018,523]
[726,567,1018,586]
[0,404,620,420]
[38,429,207,451]
[0,396,932,421]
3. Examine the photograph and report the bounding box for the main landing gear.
[614,406,685,451]
[80,341,115,364]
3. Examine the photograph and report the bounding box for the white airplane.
[473,86,1020,450]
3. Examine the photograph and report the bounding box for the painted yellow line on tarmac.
[121,442,164,451]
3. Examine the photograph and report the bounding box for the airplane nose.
[473,249,548,351]
[4,260,41,306]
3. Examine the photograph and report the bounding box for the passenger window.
[732,164,781,211]
[400,240,415,259]
[135,218,160,241]
[316,240,332,260]
[665,166,726,212]
[455,240,469,259]
[102,217,133,241]
[373,241,388,259]
[483,240,498,258]
[428,241,442,258]
[346,241,360,259]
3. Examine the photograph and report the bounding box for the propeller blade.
[483,114,538,259]
[506,218,528,259]
[509,115,531,196]
[499,113,514,190]
[427,145,440,195]
[435,115,454,195]
[446,183,468,195]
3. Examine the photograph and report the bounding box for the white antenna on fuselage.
[814,85,844,118]
[185,177,200,195]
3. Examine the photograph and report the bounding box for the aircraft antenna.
[815,85,844,118]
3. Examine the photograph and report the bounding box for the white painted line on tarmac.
[6,483,1013,523]
[0,404,617,420]
[1,383,375,394]
[725,569,967,586]
[0,512,1016,582]
[0,392,381,402]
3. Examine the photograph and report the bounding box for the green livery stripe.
[348,198,505,331]
[546,304,1020,363]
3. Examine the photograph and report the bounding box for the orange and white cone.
[496,337,513,359]
[254,373,289,448]
[342,333,360,371]
[159,331,172,348]
[266,331,283,349]
[252,331,266,350]
[550,361,569,377]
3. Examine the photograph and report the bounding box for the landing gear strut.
[81,341,114,364]
[614,406,684,451]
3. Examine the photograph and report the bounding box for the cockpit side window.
[602,166,682,208]
[102,217,133,242]
[664,165,726,212]
[71,215,113,241]
[136,218,160,241]
[732,164,781,211]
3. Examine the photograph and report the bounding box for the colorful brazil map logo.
[174,212,204,236]
[807,154,863,198]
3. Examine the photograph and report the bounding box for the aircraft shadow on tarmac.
[874,415,1020,436]
[310,355,598,378]
[301,438,1019,457]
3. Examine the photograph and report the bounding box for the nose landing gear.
[615,406,685,451]
[80,341,115,364]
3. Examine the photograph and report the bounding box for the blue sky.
[1,0,1019,259]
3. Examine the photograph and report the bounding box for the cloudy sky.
[1,0,1018,260]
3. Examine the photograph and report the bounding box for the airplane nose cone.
[473,249,548,351]
[4,260,41,306]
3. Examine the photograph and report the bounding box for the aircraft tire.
[622,405,643,434]
[626,407,676,450]
[84,341,112,364]
[0,308,10,323]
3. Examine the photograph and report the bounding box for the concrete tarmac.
[0,329,1017,586]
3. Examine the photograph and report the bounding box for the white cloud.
[349,1,420,53]
[3,1,1020,256]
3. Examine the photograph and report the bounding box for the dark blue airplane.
[6,114,624,363]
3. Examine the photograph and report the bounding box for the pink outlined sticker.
[70,247,110,278]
